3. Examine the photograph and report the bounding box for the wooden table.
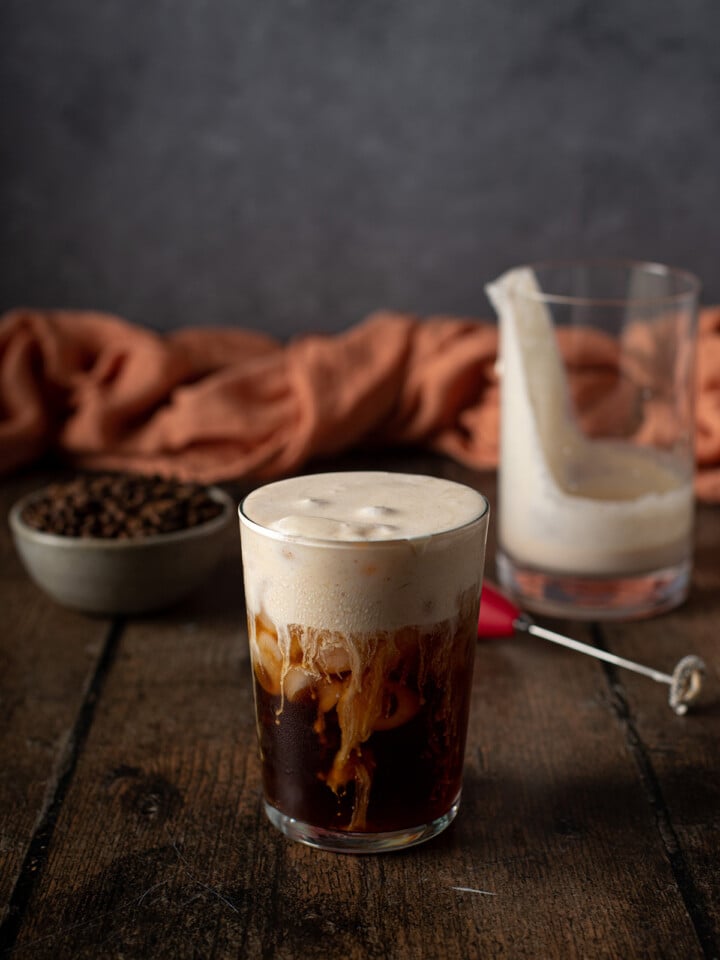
[1,454,719,959]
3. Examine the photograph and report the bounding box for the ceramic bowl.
[9,484,236,616]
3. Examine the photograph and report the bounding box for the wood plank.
[8,524,262,958]
[8,457,707,958]
[0,469,112,929]
[596,501,720,957]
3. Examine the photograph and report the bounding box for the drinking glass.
[239,471,489,852]
[487,260,700,620]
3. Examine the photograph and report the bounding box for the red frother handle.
[478,581,521,638]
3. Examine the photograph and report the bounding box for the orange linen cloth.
[1,307,720,501]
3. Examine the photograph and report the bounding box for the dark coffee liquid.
[254,612,477,834]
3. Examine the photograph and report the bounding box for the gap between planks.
[0,619,125,957]
[592,623,718,960]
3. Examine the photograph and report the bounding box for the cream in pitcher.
[486,262,698,618]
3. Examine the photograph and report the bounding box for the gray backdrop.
[2,0,719,338]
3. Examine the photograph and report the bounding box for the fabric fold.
[1,306,720,501]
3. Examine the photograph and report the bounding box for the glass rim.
[510,258,701,308]
[238,475,490,549]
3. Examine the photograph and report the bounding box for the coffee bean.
[21,473,224,539]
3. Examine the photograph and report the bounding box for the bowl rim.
[8,483,235,549]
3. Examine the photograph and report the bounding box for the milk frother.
[478,582,705,715]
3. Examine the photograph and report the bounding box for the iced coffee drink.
[239,472,488,853]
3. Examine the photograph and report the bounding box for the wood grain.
[0,470,112,929]
[596,501,720,957]
[1,455,717,958]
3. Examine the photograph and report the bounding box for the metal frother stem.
[514,616,705,716]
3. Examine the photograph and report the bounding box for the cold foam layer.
[240,472,488,633]
[487,268,694,576]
